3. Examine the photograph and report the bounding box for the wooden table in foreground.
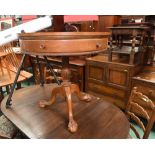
[17,32,110,133]
[1,84,130,139]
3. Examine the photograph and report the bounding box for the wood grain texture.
[85,55,142,109]
[1,84,129,139]
[18,32,110,56]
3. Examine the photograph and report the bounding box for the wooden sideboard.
[85,54,142,109]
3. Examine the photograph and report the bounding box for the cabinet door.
[86,61,106,83]
[106,64,130,89]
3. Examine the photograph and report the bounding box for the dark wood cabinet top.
[133,71,155,84]
[109,26,150,30]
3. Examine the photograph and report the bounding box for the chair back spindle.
[126,87,155,139]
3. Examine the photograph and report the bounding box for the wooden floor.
[1,84,129,139]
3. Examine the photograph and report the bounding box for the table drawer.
[20,38,108,55]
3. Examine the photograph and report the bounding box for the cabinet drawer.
[87,82,126,99]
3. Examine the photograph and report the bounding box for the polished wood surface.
[86,55,142,109]
[126,87,155,139]
[98,16,121,32]
[18,32,110,133]
[18,32,110,56]
[1,84,130,139]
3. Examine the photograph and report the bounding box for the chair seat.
[0,115,18,139]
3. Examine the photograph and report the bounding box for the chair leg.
[5,54,27,108]
[0,87,3,102]
[143,112,155,139]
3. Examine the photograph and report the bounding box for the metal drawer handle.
[40,44,46,49]
[96,43,102,49]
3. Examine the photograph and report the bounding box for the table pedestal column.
[38,56,91,133]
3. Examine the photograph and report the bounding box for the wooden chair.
[0,43,20,74]
[126,87,155,139]
[0,43,32,139]
[0,43,32,85]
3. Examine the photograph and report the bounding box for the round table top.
[1,84,130,139]
[18,32,110,56]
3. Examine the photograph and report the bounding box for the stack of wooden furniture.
[85,24,155,117]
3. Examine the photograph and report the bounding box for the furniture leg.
[38,84,78,132]
[5,54,27,108]
[38,56,91,133]
[64,85,78,133]
[0,58,4,76]
[3,58,11,79]
[0,87,4,102]
[6,86,10,94]
[16,83,22,90]
[108,35,113,61]
[38,85,65,107]
[29,56,35,82]
[36,56,44,86]
[70,83,91,101]
[44,56,60,85]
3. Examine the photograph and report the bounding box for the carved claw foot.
[80,93,92,102]
[38,100,50,108]
[68,118,78,133]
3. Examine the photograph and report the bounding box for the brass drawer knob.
[40,44,46,49]
[96,43,102,49]
[124,70,128,72]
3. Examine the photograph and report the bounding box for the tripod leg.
[6,54,27,108]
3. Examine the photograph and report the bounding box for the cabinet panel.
[109,70,127,86]
[107,64,129,89]
[87,82,126,99]
[89,66,104,81]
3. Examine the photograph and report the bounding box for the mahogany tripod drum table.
[5,32,110,133]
